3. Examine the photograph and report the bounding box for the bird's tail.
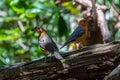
[53,51,63,60]
[60,43,67,49]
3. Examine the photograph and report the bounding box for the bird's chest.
[75,32,87,43]
[38,35,51,48]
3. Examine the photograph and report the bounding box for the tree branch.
[111,0,120,15]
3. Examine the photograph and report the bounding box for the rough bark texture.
[0,1,118,80]
[105,65,120,80]
[0,41,120,80]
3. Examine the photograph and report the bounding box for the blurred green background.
[0,0,120,66]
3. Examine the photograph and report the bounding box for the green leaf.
[15,49,25,55]
[62,2,79,14]
[0,56,7,66]
[27,8,40,13]
[58,15,68,37]
[0,33,20,41]
[114,0,120,4]
[115,29,120,40]
[12,6,25,13]
[26,13,37,18]
[3,17,20,22]
[33,2,53,10]
[10,0,19,6]
[105,0,111,7]
[0,28,21,41]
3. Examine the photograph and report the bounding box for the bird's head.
[79,19,87,27]
[33,26,45,34]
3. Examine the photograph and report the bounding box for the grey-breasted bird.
[33,26,63,61]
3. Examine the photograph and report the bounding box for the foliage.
[0,0,72,65]
[0,0,119,66]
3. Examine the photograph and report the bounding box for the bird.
[33,26,64,61]
[60,19,88,49]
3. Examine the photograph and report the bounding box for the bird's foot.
[43,57,47,63]
[60,59,69,70]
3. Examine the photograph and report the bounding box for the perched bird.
[60,19,88,49]
[33,26,63,61]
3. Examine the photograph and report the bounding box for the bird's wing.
[43,34,63,59]
[39,34,57,52]
[60,26,85,49]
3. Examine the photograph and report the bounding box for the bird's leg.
[49,53,52,61]
[76,43,80,49]
[44,55,47,63]
[78,43,84,49]
[78,41,87,49]
[41,48,48,62]
[44,53,52,62]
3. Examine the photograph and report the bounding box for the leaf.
[26,13,37,18]
[15,49,25,55]
[25,9,39,18]
[12,6,25,13]
[105,0,111,7]
[114,0,120,4]
[33,2,53,10]
[62,2,78,14]
[0,33,20,41]
[10,0,19,6]
[3,17,20,22]
[0,28,21,41]
[0,56,7,66]
[115,28,120,40]
[58,15,69,37]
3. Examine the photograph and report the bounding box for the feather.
[53,51,63,60]
[60,26,85,49]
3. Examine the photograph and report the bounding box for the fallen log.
[0,41,120,80]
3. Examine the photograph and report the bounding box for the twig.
[111,0,120,15]
[91,0,98,28]
[105,65,120,80]
[17,20,25,32]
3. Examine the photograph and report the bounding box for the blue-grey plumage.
[60,26,85,49]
